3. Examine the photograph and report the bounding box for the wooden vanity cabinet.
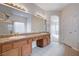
[0,39,32,56]
[13,39,32,56]
[2,48,19,56]
[36,39,48,47]
[36,35,50,47]
[0,33,50,56]
[22,39,32,56]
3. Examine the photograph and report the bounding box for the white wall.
[31,15,46,32]
[60,4,79,51]
[0,23,10,35]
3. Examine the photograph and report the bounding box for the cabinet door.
[22,39,32,56]
[2,48,19,56]
[2,43,13,53]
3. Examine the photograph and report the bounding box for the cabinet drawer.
[2,48,19,56]
[13,40,27,48]
[2,43,13,53]
[37,38,48,47]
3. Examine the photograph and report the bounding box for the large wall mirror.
[0,4,31,35]
[0,3,47,35]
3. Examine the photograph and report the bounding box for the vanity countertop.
[0,32,50,44]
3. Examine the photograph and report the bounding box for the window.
[14,22,25,33]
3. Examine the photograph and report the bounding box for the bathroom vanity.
[0,32,50,56]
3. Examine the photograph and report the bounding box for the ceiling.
[35,3,69,11]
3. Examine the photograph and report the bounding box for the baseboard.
[63,42,72,48]
[63,42,79,52]
[71,47,79,52]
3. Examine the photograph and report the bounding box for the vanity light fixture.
[4,3,26,11]
[0,12,14,24]
[1,3,29,14]
[35,12,47,19]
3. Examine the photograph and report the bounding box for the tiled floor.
[31,42,79,56]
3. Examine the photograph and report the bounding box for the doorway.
[50,16,59,42]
